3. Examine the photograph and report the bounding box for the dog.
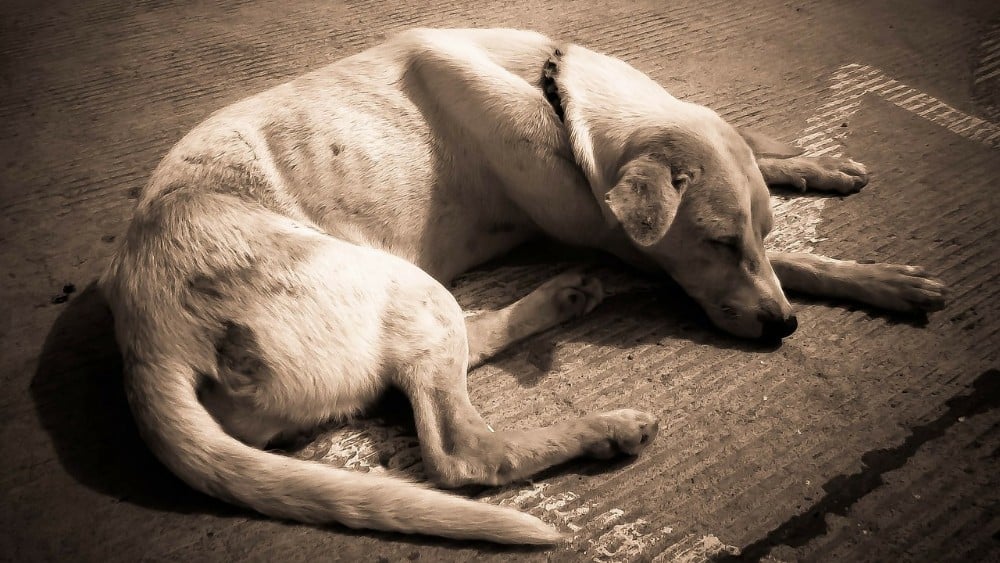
[100,28,947,545]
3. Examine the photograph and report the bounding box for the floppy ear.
[605,159,688,246]
[738,128,804,159]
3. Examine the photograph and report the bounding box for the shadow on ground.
[30,282,236,517]
[25,281,639,552]
[26,256,941,550]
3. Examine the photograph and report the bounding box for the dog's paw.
[585,409,659,459]
[538,271,605,321]
[852,261,948,312]
[792,156,869,194]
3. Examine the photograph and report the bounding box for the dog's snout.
[758,314,798,341]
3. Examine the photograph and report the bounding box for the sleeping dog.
[101,28,946,544]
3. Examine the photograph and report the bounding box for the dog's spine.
[124,358,564,544]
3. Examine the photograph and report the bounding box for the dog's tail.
[126,358,564,545]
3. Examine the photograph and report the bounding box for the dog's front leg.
[768,251,947,313]
[757,156,869,194]
[465,272,603,368]
[739,129,869,194]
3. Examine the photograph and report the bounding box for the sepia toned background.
[2,0,998,561]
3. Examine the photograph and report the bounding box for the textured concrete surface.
[2,1,999,561]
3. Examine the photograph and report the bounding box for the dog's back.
[138,28,559,280]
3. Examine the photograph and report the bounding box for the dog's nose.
[759,314,798,340]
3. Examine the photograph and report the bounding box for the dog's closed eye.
[708,237,742,259]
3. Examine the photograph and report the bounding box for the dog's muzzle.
[758,314,798,341]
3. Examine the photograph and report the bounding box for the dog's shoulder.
[387,28,557,81]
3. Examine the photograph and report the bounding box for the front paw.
[794,157,869,194]
[852,261,947,313]
[585,409,659,459]
[538,271,605,321]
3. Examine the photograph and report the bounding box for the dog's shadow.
[30,256,928,541]
[27,273,716,525]
[30,283,237,517]
[25,283,626,536]
[476,240,933,384]
[468,242,787,384]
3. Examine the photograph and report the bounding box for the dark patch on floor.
[718,368,1000,562]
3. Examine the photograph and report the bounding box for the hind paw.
[535,271,605,322]
[585,409,659,459]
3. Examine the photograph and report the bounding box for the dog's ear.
[738,129,804,159]
[605,159,688,246]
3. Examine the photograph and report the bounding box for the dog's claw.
[851,172,869,191]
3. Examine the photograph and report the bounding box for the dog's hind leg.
[407,361,658,489]
[387,274,655,489]
[768,251,947,313]
[465,272,603,368]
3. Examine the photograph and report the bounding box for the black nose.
[759,314,798,340]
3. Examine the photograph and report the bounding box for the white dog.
[100,28,946,544]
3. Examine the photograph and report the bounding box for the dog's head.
[555,47,799,340]
[605,121,798,340]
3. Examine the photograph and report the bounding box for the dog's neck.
[541,44,664,227]
[544,45,720,222]
[542,44,671,196]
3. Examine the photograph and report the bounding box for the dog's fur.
[100,28,947,544]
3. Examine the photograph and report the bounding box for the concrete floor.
[2,0,999,561]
